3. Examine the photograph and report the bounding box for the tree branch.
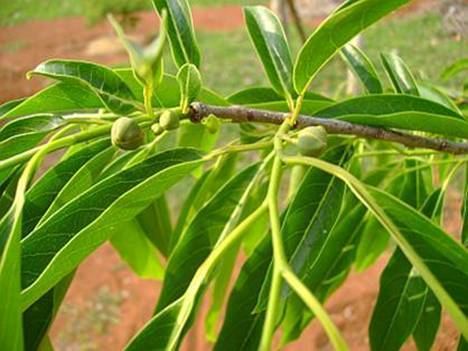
[189,102,468,155]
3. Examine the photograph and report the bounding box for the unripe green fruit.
[202,115,220,134]
[159,110,181,130]
[111,117,145,150]
[297,126,328,157]
[151,123,164,136]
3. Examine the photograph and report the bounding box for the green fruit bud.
[297,126,328,157]
[202,115,220,134]
[151,123,164,136]
[111,117,145,150]
[159,110,181,131]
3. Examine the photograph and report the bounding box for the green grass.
[0,0,266,26]
[188,11,467,97]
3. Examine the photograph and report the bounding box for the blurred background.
[0,0,467,350]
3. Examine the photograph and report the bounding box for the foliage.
[0,0,467,350]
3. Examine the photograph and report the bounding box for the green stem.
[282,267,348,350]
[144,83,155,119]
[260,154,288,351]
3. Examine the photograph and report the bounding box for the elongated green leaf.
[0,98,26,118]
[137,195,172,257]
[244,6,294,100]
[205,242,240,342]
[381,52,420,95]
[441,58,468,81]
[151,0,200,68]
[110,220,164,279]
[294,0,410,93]
[341,44,383,94]
[109,11,167,88]
[38,145,115,225]
[231,99,331,120]
[1,83,102,120]
[417,81,462,114]
[214,237,270,351]
[116,69,228,107]
[281,197,366,343]
[228,87,331,105]
[0,114,65,187]
[315,94,468,138]
[463,166,467,248]
[21,148,204,310]
[0,184,25,351]
[368,188,468,334]
[369,249,428,351]
[28,60,139,114]
[20,141,114,350]
[177,63,202,112]
[413,287,441,351]
[156,163,259,311]
[370,162,431,351]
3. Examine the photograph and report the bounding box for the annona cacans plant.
[297,126,328,157]
[111,117,145,150]
[0,1,467,351]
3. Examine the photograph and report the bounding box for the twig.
[189,102,468,155]
[285,0,307,42]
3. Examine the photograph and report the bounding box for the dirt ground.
[0,1,464,350]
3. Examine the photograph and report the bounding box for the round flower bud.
[159,110,181,131]
[297,126,328,157]
[202,115,220,134]
[151,123,164,136]
[111,117,145,150]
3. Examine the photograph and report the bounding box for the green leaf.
[20,148,204,310]
[341,44,383,94]
[413,288,441,351]
[244,6,294,100]
[37,144,115,225]
[381,52,420,95]
[155,163,260,311]
[417,81,462,114]
[463,166,467,248]
[294,0,410,93]
[0,182,25,351]
[177,63,202,112]
[281,197,366,344]
[368,187,468,334]
[116,69,228,107]
[109,11,167,87]
[441,58,468,81]
[110,220,164,279]
[0,114,65,187]
[1,83,102,120]
[178,123,218,154]
[19,140,113,350]
[370,164,431,351]
[369,249,428,351]
[151,0,201,68]
[228,87,331,105]
[0,98,26,118]
[28,60,139,114]
[204,242,240,342]
[315,94,468,138]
